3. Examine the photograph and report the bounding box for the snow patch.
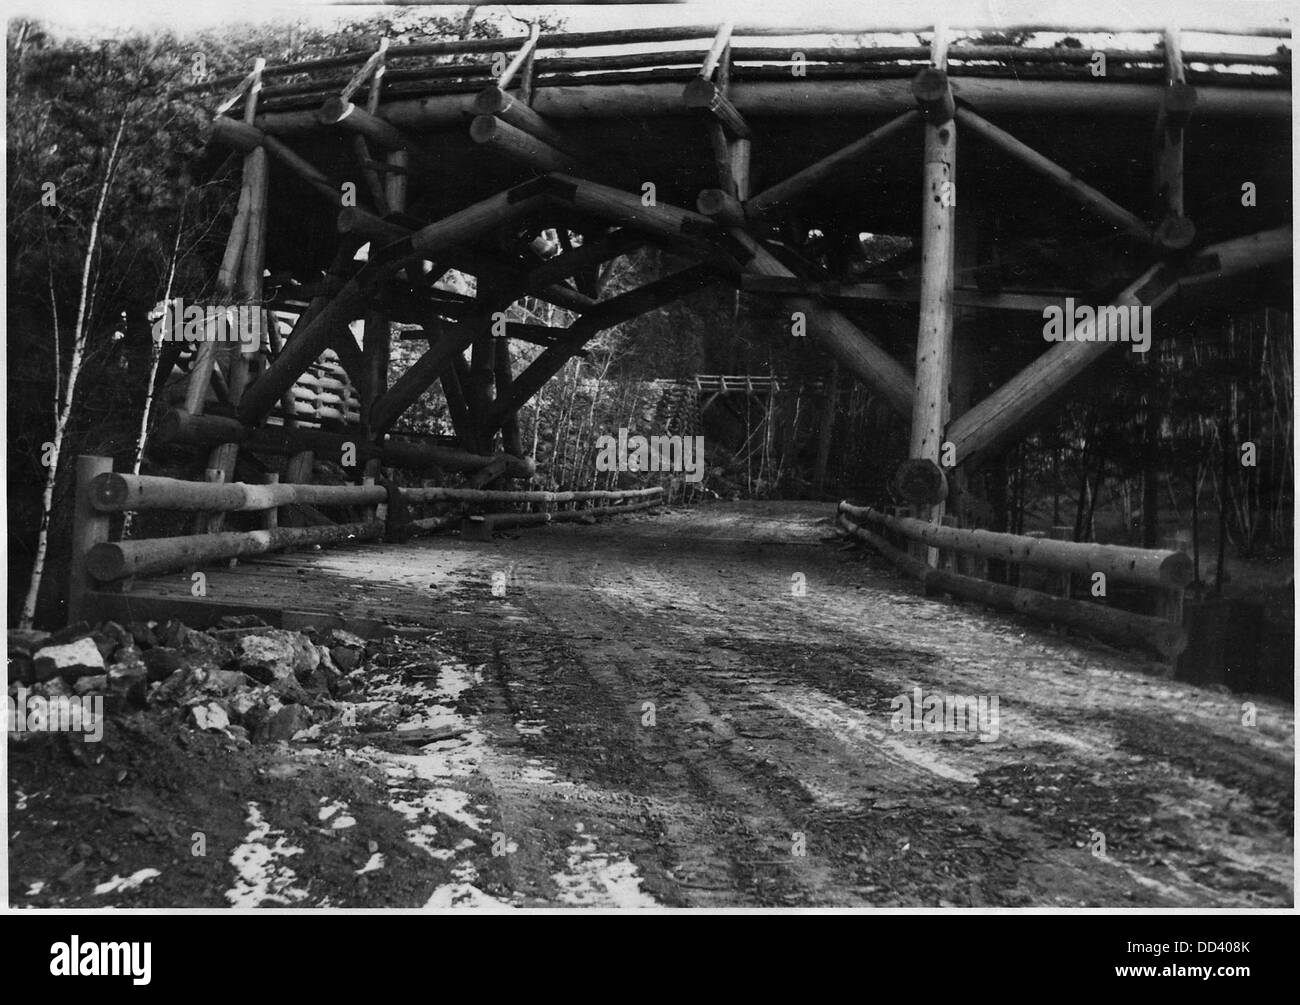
[226,802,308,907]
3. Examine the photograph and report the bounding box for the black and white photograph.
[1,0,1294,936]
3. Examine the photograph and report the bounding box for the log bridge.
[110,14,1290,651]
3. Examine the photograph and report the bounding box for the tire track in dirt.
[447,503,1291,907]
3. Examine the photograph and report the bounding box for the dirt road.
[12,502,1292,908]
[326,501,1293,908]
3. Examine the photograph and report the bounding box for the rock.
[37,678,72,698]
[189,702,231,731]
[149,661,221,706]
[8,628,51,657]
[158,619,192,649]
[233,630,320,685]
[142,647,184,682]
[270,674,310,705]
[48,622,92,646]
[107,663,149,708]
[330,645,362,674]
[9,654,35,685]
[240,694,282,736]
[327,628,367,650]
[262,703,312,742]
[302,664,337,696]
[125,621,160,650]
[205,669,250,695]
[113,641,145,665]
[226,686,268,719]
[32,638,105,683]
[90,622,133,662]
[73,675,108,696]
[180,630,229,662]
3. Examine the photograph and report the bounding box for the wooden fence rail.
[837,501,1188,661]
[69,456,663,618]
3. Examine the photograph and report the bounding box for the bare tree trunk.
[123,208,185,538]
[21,110,128,627]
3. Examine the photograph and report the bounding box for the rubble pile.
[8,617,374,745]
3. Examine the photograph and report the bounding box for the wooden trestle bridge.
[71,14,1292,657]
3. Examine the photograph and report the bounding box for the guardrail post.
[69,455,114,625]
[1049,524,1073,596]
[263,472,279,530]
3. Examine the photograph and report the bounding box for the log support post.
[684,22,752,200]
[1154,27,1198,250]
[198,58,267,504]
[360,458,382,522]
[262,472,280,530]
[900,31,956,567]
[69,455,115,624]
[281,450,315,528]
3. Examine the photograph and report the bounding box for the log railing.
[189,19,1289,125]
[69,457,663,622]
[837,501,1192,661]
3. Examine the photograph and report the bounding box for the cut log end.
[912,68,955,124]
[681,76,720,110]
[86,542,128,583]
[696,188,747,226]
[893,457,949,504]
[1159,551,1195,589]
[1155,215,1197,250]
[90,472,129,512]
[471,86,510,116]
[469,114,501,144]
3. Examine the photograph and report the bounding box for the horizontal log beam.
[405,485,662,505]
[88,521,387,582]
[838,513,1186,660]
[92,472,386,513]
[737,275,1079,312]
[840,502,1193,588]
[252,79,1288,137]
[468,497,663,537]
[154,408,536,477]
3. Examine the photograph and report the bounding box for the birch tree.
[19,109,129,628]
